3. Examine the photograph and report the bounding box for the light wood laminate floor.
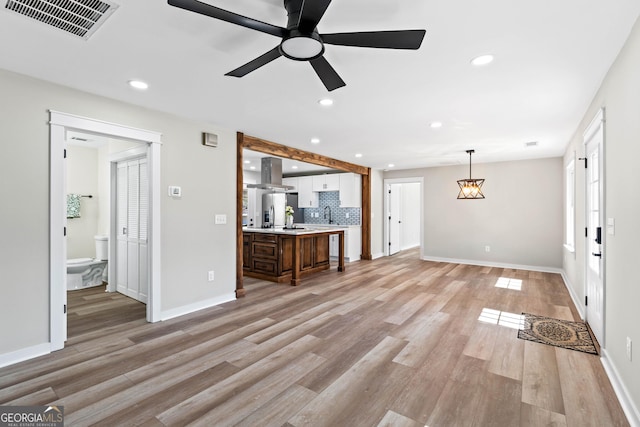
[0,250,629,426]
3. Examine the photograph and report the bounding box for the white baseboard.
[559,270,585,319]
[400,244,420,251]
[601,349,640,427]
[420,255,563,274]
[0,343,51,369]
[372,252,385,260]
[160,293,236,321]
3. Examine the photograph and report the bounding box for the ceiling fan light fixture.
[457,149,485,199]
[280,35,324,60]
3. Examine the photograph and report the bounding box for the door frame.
[583,107,605,345]
[386,182,402,256]
[383,177,424,258]
[49,111,162,351]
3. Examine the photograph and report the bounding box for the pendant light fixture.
[457,149,485,199]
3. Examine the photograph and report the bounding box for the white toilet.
[67,235,108,290]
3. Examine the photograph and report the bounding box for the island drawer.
[252,242,278,259]
[253,233,278,243]
[252,258,278,276]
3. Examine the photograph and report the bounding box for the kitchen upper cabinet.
[338,173,362,207]
[312,174,340,192]
[297,176,319,208]
[282,177,298,193]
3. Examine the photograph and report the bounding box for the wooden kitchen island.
[243,227,345,286]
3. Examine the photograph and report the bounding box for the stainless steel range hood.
[246,157,294,191]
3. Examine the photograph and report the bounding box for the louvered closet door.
[116,158,149,303]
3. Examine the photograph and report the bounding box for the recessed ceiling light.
[292,165,298,169]
[430,121,443,129]
[311,138,320,144]
[355,153,363,158]
[244,160,251,164]
[318,98,334,106]
[249,166,256,170]
[128,79,149,90]
[471,54,494,66]
[388,164,395,168]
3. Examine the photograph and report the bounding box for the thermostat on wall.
[168,186,182,198]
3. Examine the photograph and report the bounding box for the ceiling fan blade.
[322,29,426,49]
[168,0,287,38]
[297,0,332,33]
[309,56,345,91]
[225,46,283,77]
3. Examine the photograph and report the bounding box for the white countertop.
[243,226,346,235]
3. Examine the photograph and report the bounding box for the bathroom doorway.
[383,177,423,258]
[50,111,162,351]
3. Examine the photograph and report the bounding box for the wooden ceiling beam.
[241,133,369,176]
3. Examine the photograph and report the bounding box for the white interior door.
[116,157,149,303]
[388,184,401,255]
[584,112,604,344]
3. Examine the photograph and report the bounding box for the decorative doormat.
[517,313,599,355]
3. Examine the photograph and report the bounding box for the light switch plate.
[607,217,615,235]
[215,214,227,224]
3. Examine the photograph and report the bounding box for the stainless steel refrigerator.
[262,192,286,227]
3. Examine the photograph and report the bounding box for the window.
[565,156,576,252]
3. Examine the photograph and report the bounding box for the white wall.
[66,145,99,259]
[385,157,563,269]
[0,68,237,356]
[563,15,640,422]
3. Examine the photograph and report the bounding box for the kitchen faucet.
[323,206,333,224]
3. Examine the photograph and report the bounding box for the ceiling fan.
[167,0,426,91]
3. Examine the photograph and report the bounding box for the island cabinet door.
[300,236,315,271]
[242,234,252,270]
[314,235,330,266]
[279,236,294,275]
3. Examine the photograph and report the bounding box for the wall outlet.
[485,245,491,253]
[627,337,632,361]
[346,212,350,219]
[208,271,215,282]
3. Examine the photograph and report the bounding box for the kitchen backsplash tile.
[302,191,361,225]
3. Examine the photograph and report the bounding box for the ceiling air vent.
[4,0,118,39]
